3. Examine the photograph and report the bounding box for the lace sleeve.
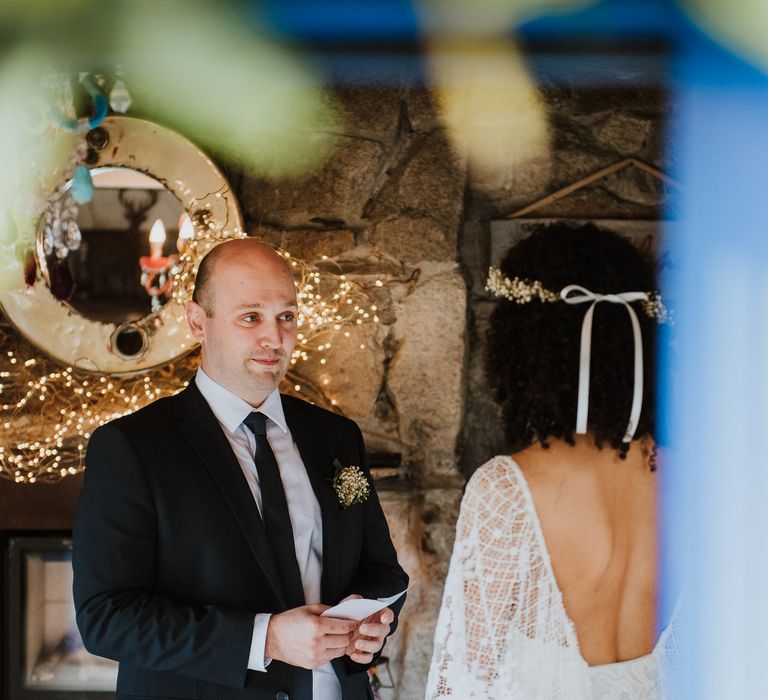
[426,456,588,699]
[426,457,532,697]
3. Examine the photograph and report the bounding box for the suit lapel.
[171,384,286,607]
[281,396,342,604]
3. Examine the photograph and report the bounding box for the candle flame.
[178,214,194,242]
[149,218,167,245]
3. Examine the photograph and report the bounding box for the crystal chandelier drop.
[41,191,81,260]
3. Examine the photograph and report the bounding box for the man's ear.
[186,301,207,343]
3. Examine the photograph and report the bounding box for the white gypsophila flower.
[331,460,370,509]
[486,266,671,322]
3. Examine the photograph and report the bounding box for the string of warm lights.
[286,251,380,367]
[0,331,198,484]
[0,242,382,484]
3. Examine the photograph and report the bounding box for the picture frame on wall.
[3,534,117,700]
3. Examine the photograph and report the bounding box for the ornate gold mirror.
[0,116,243,374]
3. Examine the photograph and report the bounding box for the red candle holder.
[139,254,177,313]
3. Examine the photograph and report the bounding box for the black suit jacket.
[73,383,408,700]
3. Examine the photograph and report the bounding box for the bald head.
[192,238,293,316]
[186,237,298,404]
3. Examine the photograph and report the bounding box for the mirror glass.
[42,167,189,324]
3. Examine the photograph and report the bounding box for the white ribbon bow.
[560,285,649,443]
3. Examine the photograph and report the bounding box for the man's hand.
[345,606,394,665]
[265,605,356,669]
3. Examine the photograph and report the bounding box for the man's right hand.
[265,605,357,669]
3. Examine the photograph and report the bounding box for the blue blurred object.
[263,0,420,41]
[70,165,93,204]
[520,0,681,39]
[262,0,678,87]
[659,9,768,699]
[49,73,108,132]
[261,0,681,42]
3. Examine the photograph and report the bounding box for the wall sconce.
[139,218,176,313]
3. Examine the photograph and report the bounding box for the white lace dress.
[426,455,676,700]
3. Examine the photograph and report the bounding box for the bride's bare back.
[515,435,657,666]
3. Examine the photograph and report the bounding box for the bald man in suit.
[74,239,408,700]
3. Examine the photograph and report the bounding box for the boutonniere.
[331,458,370,509]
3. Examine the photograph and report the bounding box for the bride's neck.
[513,434,655,474]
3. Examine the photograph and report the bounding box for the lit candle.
[148,218,166,260]
[176,213,194,253]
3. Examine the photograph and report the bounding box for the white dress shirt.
[195,369,341,699]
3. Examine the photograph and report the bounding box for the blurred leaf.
[417,0,598,35]
[0,47,75,261]
[112,1,339,175]
[0,0,94,30]
[1,0,340,180]
[427,37,550,188]
[684,0,768,69]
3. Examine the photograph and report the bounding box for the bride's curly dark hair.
[486,223,658,458]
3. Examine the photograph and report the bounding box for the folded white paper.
[321,587,409,621]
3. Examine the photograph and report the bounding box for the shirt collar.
[195,368,289,435]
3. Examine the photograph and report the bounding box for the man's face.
[186,246,298,406]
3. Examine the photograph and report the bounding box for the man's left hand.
[344,604,394,665]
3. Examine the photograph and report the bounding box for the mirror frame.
[0,117,243,374]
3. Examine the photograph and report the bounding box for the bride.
[426,223,675,699]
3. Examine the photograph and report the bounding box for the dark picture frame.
[3,534,116,700]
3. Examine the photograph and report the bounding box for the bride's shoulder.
[459,456,532,533]
[465,455,526,500]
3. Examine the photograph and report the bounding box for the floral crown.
[485,267,669,323]
[486,265,670,443]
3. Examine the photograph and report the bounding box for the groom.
[73,238,408,700]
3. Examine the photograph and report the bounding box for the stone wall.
[229,82,667,698]
[230,86,469,699]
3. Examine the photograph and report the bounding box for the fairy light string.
[0,241,382,484]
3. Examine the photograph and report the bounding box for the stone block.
[550,87,665,125]
[387,267,466,465]
[552,147,610,188]
[403,90,441,133]
[296,321,386,424]
[325,245,409,277]
[469,150,554,214]
[470,149,553,201]
[283,230,356,260]
[515,186,662,220]
[460,300,507,478]
[247,226,356,260]
[332,86,406,145]
[240,135,386,228]
[595,113,653,156]
[459,218,491,298]
[364,130,466,233]
[602,165,666,206]
[378,488,463,700]
[247,225,283,248]
[370,217,456,263]
[379,493,423,589]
